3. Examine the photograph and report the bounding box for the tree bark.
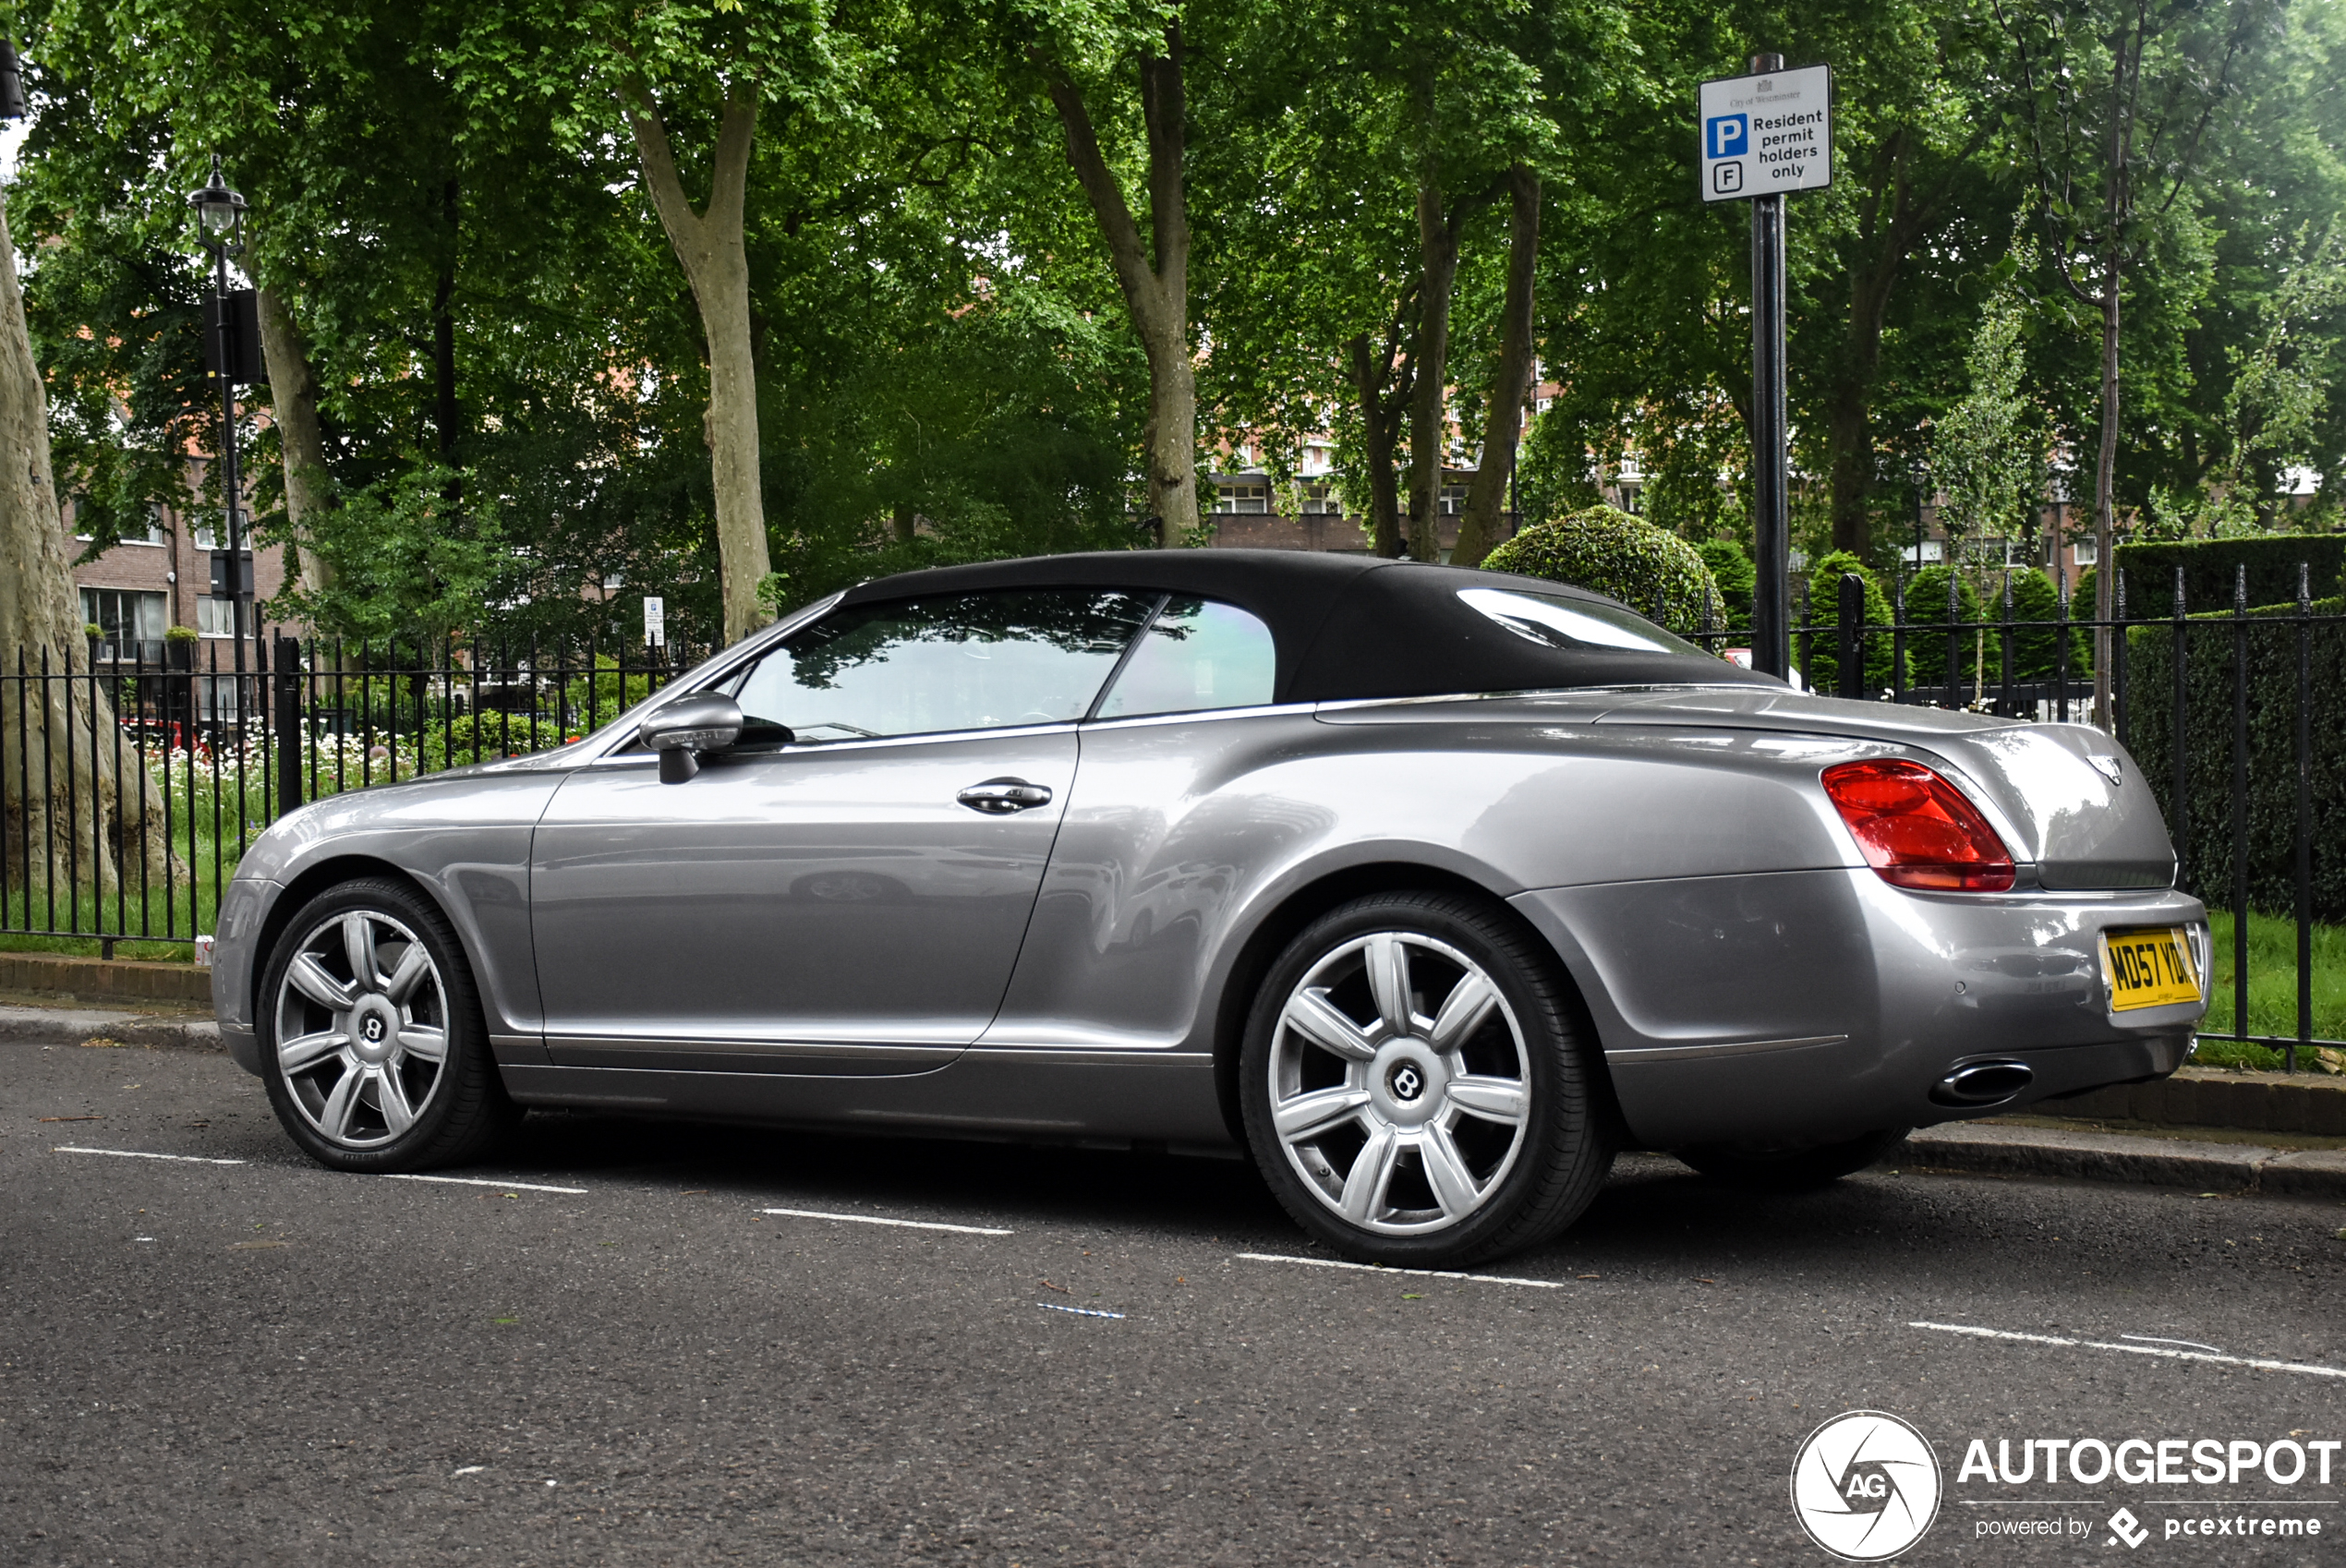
[432,177,461,477]
[623,84,771,643]
[1406,178,1465,563]
[1042,25,1197,545]
[1454,165,1540,569]
[0,190,169,898]
[1348,308,1413,559]
[2093,247,2121,726]
[254,287,334,597]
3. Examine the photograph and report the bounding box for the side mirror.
[639,693,744,784]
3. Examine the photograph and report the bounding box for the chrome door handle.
[957,778,1054,814]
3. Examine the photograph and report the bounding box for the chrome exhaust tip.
[1930,1059,2034,1107]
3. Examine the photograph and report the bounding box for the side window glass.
[1094,597,1277,719]
[724,589,1155,742]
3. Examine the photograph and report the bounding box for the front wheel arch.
[249,856,444,1033]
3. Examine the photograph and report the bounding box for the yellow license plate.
[2102,927,2201,1011]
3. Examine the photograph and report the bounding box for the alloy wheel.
[1266,931,1532,1235]
[271,909,451,1149]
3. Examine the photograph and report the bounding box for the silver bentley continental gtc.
[211,552,2207,1265]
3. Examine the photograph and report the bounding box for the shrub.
[1481,505,1722,634]
[1897,564,1986,690]
[1990,567,2093,681]
[1796,551,1897,694]
[1696,539,1754,629]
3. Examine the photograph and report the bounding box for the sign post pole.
[1698,54,1831,685]
[1748,52,1790,681]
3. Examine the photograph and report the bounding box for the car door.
[530,587,1157,1073]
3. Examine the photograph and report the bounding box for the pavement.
[7,1016,2346,1564]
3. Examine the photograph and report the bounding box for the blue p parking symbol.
[1707,114,1748,158]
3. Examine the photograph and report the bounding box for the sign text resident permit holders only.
[1699,64,1832,202]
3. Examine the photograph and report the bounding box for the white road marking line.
[54,1146,246,1165]
[380,1174,590,1196]
[2118,1333,2226,1353]
[1038,1302,1126,1320]
[1911,1321,2346,1380]
[761,1206,1011,1236]
[452,1466,486,1477]
[1235,1252,1569,1289]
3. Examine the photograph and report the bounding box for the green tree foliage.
[13,0,2346,669]
[1931,258,2041,549]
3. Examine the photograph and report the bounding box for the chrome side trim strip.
[1607,1033,1850,1064]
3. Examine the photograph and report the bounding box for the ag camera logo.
[1790,1411,1942,1561]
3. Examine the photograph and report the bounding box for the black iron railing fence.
[1,566,2337,1068]
[1,631,700,959]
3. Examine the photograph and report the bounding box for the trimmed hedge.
[2115,534,2346,613]
[1482,505,1722,634]
[2122,597,2345,924]
[1894,565,1985,688]
[1697,539,1754,628]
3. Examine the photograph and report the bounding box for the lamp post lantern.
[187,155,251,713]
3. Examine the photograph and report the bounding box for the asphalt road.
[6,1036,2346,1566]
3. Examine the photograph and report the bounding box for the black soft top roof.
[837,549,1772,704]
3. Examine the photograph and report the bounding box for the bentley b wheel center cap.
[1369,1041,1445,1128]
[349,1000,397,1063]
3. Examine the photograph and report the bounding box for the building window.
[81,587,168,655]
[1902,539,1945,565]
[2073,537,2098,566]
[1438,485,1469,516]
[1214,482,1269,514]
[1300,481,1339,515]
[196,596,239,637]
[189,509,248,552]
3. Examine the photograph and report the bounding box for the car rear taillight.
[1820,759,2015,892]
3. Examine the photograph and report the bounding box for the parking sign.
[1699,64,1831,203]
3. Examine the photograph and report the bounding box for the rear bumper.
[1510,871,2205,1149]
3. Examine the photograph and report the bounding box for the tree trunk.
[1407,179,1464,563]
[2092,250,2121,728]
[1348,328,1410,559]
[1043,26,1197,545]
[432,177,461,489]
[623,86,771,643]
[1454,165,1540,569]
[254,286,333,597]
[0,190,170,899]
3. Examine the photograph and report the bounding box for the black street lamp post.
[187,156,249,714]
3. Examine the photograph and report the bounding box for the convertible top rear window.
[1457,587,1710,658]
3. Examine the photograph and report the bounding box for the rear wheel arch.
[1209,861,1619,1145]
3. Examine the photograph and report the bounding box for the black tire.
[1675,1128,1909,1191]
[258,875,517,1172]
[1239,890,1614,1268]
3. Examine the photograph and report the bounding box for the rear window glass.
[1094,597,1278,718]
[1457,587,1710,658]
